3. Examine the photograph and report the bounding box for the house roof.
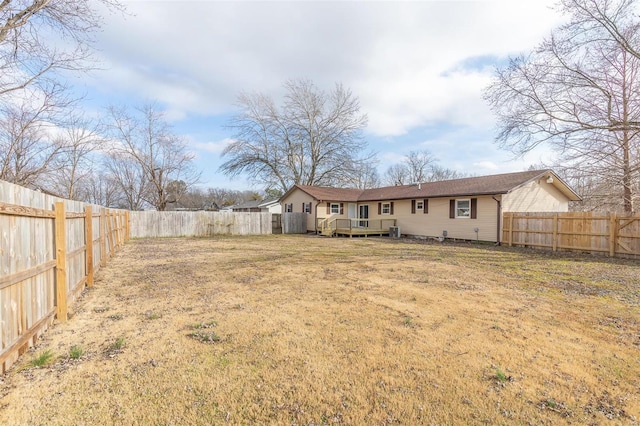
[289,186,365,202]
[282,170,581,203]
[258,198,280,208]
[230,200,263,209]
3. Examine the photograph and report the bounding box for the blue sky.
[74,0,563,190]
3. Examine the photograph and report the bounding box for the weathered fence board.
[503,212,640,258]
[0,180,128,372]
[282,213,307,234]
[129,211,273,238]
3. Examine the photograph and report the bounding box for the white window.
[285,203,293,213]
[304,203,311,214]
[330,203,340,214]
[381,203,391,215]
[416,201,424,210]
[456,199,470,218]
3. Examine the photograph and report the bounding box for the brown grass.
[1,235,638,425]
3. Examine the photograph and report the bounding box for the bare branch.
[221,79,369,193]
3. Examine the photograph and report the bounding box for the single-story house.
[229,199,282,213]
[258,199,282,214]
[279,169,581,243]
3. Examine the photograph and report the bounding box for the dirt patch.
[1,235,639,424]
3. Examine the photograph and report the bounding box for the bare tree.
[384,163,409,186]
[485,0,640,214]
[0,0,123,98]
[428,165,466,182]
[81,172,120,207]
[403,150,437,183]
[221,79,369,193]
[383,150,462,186]
[103,151,149,210]
[559,0,640,60]
[345,161,381,189]
[49,114,102,199]
[106,103,201,211]
[0,86,69,187]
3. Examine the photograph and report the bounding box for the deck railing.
[316,218,397,236]
[334,218,396,231]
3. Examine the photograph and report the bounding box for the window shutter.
[471,198,477,219]
[423,199,429,214]
[302,202,305,212]
[340,203,344,214]
[326,202,330,214]
[449,199,455,218]
[411,200,416,214]
[390,202,394,215]
[378,202,382,215]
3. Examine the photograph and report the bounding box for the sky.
[73,0,564,190]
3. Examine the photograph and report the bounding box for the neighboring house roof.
[281,170,581,202]
[258,198,280,208]
[229,200,263,210]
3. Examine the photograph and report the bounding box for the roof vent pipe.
[418,183,421,190]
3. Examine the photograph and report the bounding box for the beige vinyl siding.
[318,201,349,228]
[367,196,500,242]
[502,180,569,212]
[280,189,316,231]
[280,188,351,232]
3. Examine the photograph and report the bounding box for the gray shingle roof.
[288,170,580,202]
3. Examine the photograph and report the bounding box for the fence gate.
[272,214,282,234]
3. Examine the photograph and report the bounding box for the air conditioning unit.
[389,226,401,238]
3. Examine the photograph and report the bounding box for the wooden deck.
[317,218,397,238]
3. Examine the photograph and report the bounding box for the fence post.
[552,213,558,252]
[125,210,130,241]
[507,213,513,247]
[111,210,117,249]
[54,202,68,322]
[85,206,94,287]
[106,208,114,257]
[100,208,107,267]
[609,212,617,257]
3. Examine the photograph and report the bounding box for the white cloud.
[90,0,560,137]
[379,151,407,163]
[472,161,499,171]
[192,138,234,155]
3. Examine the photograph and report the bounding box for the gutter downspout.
[492,195,501,245]
[314,201,321,234]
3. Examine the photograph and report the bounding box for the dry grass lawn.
[0,235,639,425]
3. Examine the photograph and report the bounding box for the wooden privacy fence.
[0,181,128,372]
[282,213,307,234]
[503,212,640,258]
[129,211,273,238]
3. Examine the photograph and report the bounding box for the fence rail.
[0,181,127,372]
[503,212,640,258]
